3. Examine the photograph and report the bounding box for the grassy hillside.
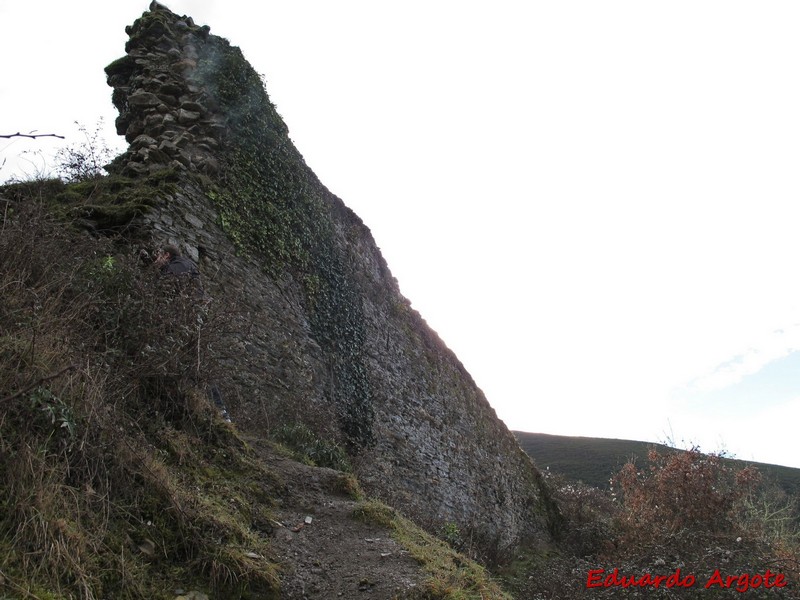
[0,177,512,600]
[514,430,800,495]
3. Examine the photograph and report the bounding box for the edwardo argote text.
[587,568,788,593]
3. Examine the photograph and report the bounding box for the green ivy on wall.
[193,35,374,449]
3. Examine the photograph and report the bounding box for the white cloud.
[687,325,800,393]
[673,396,800,467]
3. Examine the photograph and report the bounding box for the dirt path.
[245,437,426,599]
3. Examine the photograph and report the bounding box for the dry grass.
[353,499,513,600]
[0,180,281,599]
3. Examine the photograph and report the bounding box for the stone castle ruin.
[104,1,559,558]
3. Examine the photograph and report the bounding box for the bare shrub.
[611,447,762,550]
[606,447,800,592]
[53,120,114,183]
[544,471,617,558]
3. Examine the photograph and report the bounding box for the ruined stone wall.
[106,1,558,556]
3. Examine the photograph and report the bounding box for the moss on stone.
[49,169,178,232]
[193,33,375,449]
[104,54,137,79]
[353,499,513,599]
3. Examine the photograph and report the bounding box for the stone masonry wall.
[106,1,559,557]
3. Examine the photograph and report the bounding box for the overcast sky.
[2,1,799,469]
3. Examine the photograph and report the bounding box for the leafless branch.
[0,364,78,403]
[0,132,65,140]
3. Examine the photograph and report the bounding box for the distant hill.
[514,431,800,496]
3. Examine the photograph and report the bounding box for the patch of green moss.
[353,499,397,529]
[353,500,513,600]
[52,169,178,231]
[104,54,137,79]
[0,177,66,202]
[330,473,364,500]
[273,422,352,472]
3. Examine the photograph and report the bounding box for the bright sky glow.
[2,1,799,468]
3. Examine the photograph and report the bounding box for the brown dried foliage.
[612,447,762,544]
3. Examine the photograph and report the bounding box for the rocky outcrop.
[105,2,559,558]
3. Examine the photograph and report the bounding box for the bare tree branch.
[0,364,78,403]
[0,132,65,140]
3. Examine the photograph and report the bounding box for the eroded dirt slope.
[245,437,426,599]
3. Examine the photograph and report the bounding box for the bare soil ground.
[245,436,426,599]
